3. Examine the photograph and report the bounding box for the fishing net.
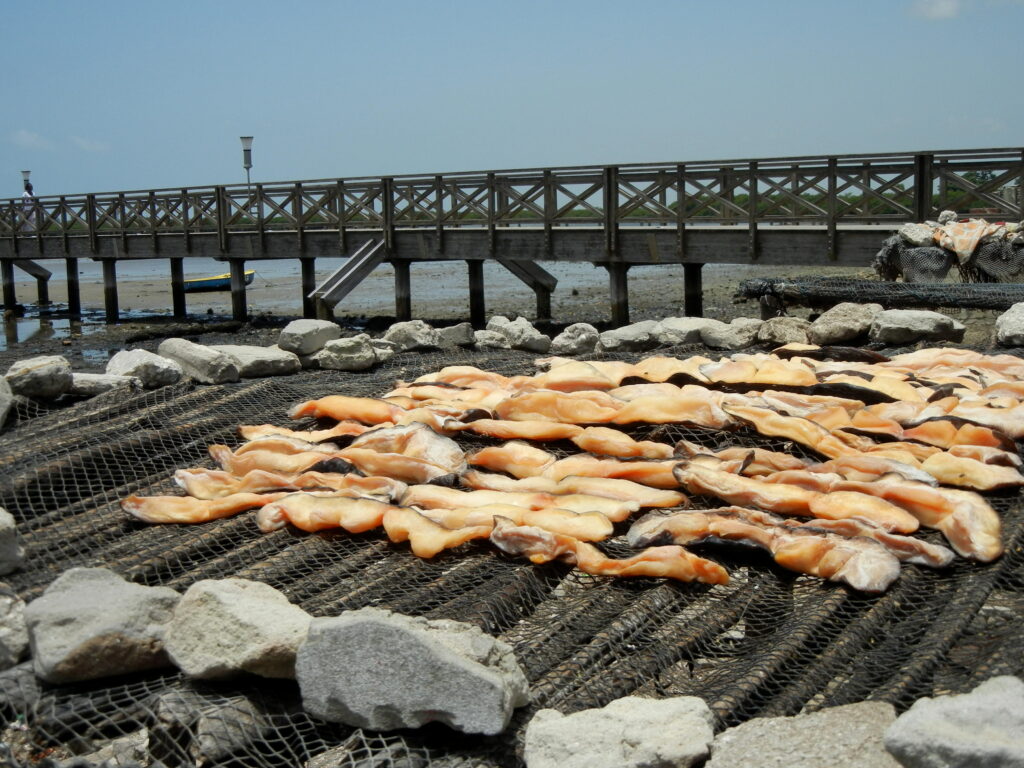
[0,344,1022,768]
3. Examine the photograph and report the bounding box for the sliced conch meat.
[256,492,398,533]
[467,441,557,478]
[382,506,492,558]
[123,492,288,524]
[238,420,375,443]
[174,468,407,501]
[570,426,674,459]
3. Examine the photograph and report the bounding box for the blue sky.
[2,0,1021,197]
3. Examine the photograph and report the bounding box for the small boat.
[183,270,255,293]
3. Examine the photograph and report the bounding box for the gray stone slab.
[488,316,551,352]
[0,508,24,577]
[808,302,883,345]
[884,676,1024,768]
[295,607,528,734]
[869,310,966,344]
[757,316,811,345]
[654,317,719,345]
[438,322,476,347]
[475,329,512,349]
[550,323,600,355]
[383,320,441,351]
[277,319,341,355]
[0,377,11,429]
[24,567,180,683]
[105,348,183,388]
[4,355,73,399]
[0,583,28,671]
[525,695,714,768]
[996,302,1024,346]
[312,335,377,371]
[211,344,301,378]
[701,318,763,350]
[165,578,312,680]
[69,372,143,397]
[157,338,240,384]
[706,701,899,768]
[599,320,660,352]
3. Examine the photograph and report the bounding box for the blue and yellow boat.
[183,270,255,293]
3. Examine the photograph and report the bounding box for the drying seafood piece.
[209,444,346,476]
[414,503,614,541]
[608,382,687,400]
[950,402,1024,439]
[457,419,583,441]
[627,355,713,384]
[610,386,736,428]
[535,357,637,386]
[947,444,1023,468]
[409,365,513,389]
[288,395,402,425]
[174,468,407,501]
[918,452,1024,491]
[238,420,375,443]
[544,455,681,489]
[382,506,493,558]
[699,355,818,388]
[806,491,920,534]
[674,440,809,475]
[780,517,954,568]
[123,492,288,524]
[627,507,900,593]
[400,484,638,520]
[256,492,398,534]
[337,448,460,486]
[813,455,938,486]
[569,426,674,459]
[722,403,859,459]
[233,435,341,456]
[771,343,891,364]
[348,423,467,475]
[523,360,619,392]
[494,389,623,423]
[885,348,1024,379]
[467,441,557,478]
[489,516,729,584]
[460,470,687,508]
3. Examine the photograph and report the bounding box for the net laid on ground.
[0,345,1022,768]
[735,276,1024,311]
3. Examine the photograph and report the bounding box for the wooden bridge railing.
[3,147,1022,254]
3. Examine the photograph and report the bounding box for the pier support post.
[684,263,704,317]
[394,260,411,321]
[229,260,248,321]
[301,258,317,319]
[606,263,630,326]
[65,259,81,317]
[2,261,16,311]
[170,259,186,318]
[467,260,485,328]
[102,260,119,324]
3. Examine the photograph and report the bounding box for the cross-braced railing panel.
[340,182,386,228]
[617,170,677,224]
[552,175,605,224]
[392,180,439,225]
[444,179,489,224]
[682,168,754,222]
[495,176,547,225]
[183,191,220,231]
[754,167,830,221]
[832,160,916,221]
[298,186,339,228]
[934,160,1022,218]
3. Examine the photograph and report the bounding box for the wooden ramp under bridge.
[311,238,558,325]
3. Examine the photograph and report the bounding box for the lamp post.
[239,136,253,216]
[20,170,31,191]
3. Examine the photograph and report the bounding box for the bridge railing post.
[86,194,98,254]
[294,182,305,252]
[676,163,686,261]
[748,161,759,260]
[604,166,618,259]
[215,186,228,253]
[827,157,838,260]
[914,153,934,222]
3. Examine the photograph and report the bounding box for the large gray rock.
[311,335,377,372]
[525,695,715,768]
[149,689,271,767]
[0,377,13,428]
[550,323,600,355]
[371,338,398,364]
[475,329,512,349]
[211,344,301,378]
[654,317,720,346]
[157,338,240,384]
[277,319,341,355]
[489,316,552,352]
[77,730,150,767]
[599,320,660,353]
[106,348,183,388]
[884,676,1024,768]
[757,316,812,345]
[0,508,24,577]
[808,302,884,345]
[438,322,476,347]
[69,372,143,397]
[0,583,28,670]
[165,578,312,680]
[383,320,441,351]
[869,310,966,344]
[707,701,900,768]
[996,302,1024,346]
[24,567,180,683]
[4,355,72,399]
[899,222,937,247]
[701,318,763,350]
[295,607,528,734]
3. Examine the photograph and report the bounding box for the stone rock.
[157,338,240,384]
[78,730,150,768]
[884,676,1024,768]
[550,323,600,355]
[149,689,271,767]
[599,320,660,353]
[4,355,72,399]
[24,567,180,684]
[701,318,763,350]
[525,695,715,768]
[383,320,441,351]
[106,348,183,388]
[938,209,958,224]
[0,377,13,428]
[311,335,377,372]
[277,319,341,356]
[211,344,301,378]
[706,701,900,768]
[869,310,966,344]
[489,316,551,352]
[438,322,476,347]
[69,372,143,397]
[0,508,24,577]
[808,302,884,345]
[295,607,529,734]
[757,316,812,345]
[654,317,720,346]
[899,222,938,247]
[165,578,312,680]
[371,338,397,364]
[0,583,28,670]
[995,302,1024,346]
[475,329,512,349]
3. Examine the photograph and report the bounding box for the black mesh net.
[0,345,1022,767]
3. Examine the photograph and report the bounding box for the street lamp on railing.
[21,170,31,191]
[240,136,253,216]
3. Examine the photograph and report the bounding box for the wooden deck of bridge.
[2,147,1021,326]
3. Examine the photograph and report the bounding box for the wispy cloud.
[71,135,110,153]
[910,0,964,18]
[11,129,54,150]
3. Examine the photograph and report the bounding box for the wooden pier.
[2,147,1021,325]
